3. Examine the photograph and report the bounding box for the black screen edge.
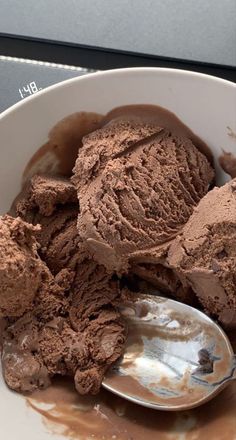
[0,33,235,82]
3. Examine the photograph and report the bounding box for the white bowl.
[0,68,236,439]
[0,68,236,214]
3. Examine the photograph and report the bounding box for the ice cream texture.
[168,179,236,328]
[73,118,214,273]
[1,174,126,394]
[0,215,44,317]
[1,103,236,403]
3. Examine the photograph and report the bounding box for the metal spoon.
[103,294,236,411]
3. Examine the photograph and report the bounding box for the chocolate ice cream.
[2,314,51,393]
[15,175,122,316]
[2,103,236,409]
[15,174,79,273]
[1,174,127,395]
[130,261,196,304]
[73,119,214,273]
[168,179,236,328]
[0,215,43,317]
[16,173,78,218]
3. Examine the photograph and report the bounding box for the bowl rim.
[1,67,235,121]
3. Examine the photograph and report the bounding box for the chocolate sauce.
[23,112,103,183]
[28,363,236,440]
[26,333,236,439]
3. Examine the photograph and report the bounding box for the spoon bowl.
[103,295,236,411]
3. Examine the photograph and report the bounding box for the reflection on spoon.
[103,295,236,411]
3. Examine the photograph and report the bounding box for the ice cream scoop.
[73,118,214,274]
[168,179,236,328]
[103,294,236,411]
